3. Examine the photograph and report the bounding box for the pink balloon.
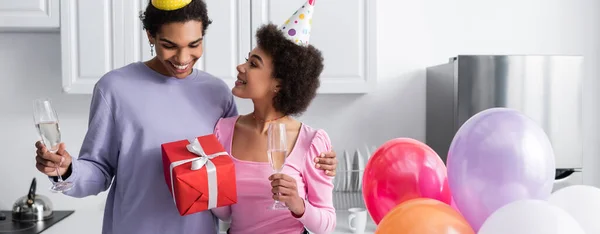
[362,138,451,224]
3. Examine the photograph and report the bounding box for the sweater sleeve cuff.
[293,199,315,221]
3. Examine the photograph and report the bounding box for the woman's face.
[147,20,204,78]
[232,47,279,100]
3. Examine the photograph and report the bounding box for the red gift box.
[161,134,237,216]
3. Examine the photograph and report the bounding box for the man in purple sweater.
[33,1,338,233]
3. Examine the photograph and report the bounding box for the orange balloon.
[375,198,475,234]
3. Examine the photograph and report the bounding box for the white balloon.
[548,185,600,234]
[478,199,584,234]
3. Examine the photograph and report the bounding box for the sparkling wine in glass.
[268,122,288,210]
[33,98,74,193]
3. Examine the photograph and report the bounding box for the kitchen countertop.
[40,209,378,234]
[313,209,379,234]
[41,209,103,234]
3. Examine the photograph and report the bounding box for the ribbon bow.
[169,138,228,210]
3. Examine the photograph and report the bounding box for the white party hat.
[280,0,315,46]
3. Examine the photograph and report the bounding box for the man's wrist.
[51,163,73,182]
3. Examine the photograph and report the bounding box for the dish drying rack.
[332,145,377,210]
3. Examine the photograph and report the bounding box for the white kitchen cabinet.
[192,0,252,89]
[61,0,376,94]
[0,0,59,31]
[251,0,378,93]
[61,0,130,94]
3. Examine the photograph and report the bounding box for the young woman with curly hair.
[211,2,336,233]
[32,1,337,233]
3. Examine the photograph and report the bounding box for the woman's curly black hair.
[256,23,325,116]
[139,0,212,37]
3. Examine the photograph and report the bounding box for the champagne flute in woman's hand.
[33,98,74,193]
[267,122,289,210]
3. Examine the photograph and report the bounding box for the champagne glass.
[33,98,74,193]
[267,122,289,210]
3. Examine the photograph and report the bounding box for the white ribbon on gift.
[169,137,229,210]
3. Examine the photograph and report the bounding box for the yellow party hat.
[151,0,192,11]
[280,0,315,46]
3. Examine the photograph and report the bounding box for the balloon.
[478,199,584,234]
[362,138,451,224]
[375,198,474,234]
[447,108,555,231]
[450,197,461,213]
[548,185,600,234]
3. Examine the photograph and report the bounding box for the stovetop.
[0,210,74,234]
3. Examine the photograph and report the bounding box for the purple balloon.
[447,108,555,231]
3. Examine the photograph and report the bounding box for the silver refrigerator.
[425,55,583,192]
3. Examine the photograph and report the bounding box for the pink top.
[211,116,336,234]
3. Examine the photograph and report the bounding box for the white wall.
[1,0,598,215]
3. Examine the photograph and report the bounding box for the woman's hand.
[314,150,337,176]
[269,173,305,216]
